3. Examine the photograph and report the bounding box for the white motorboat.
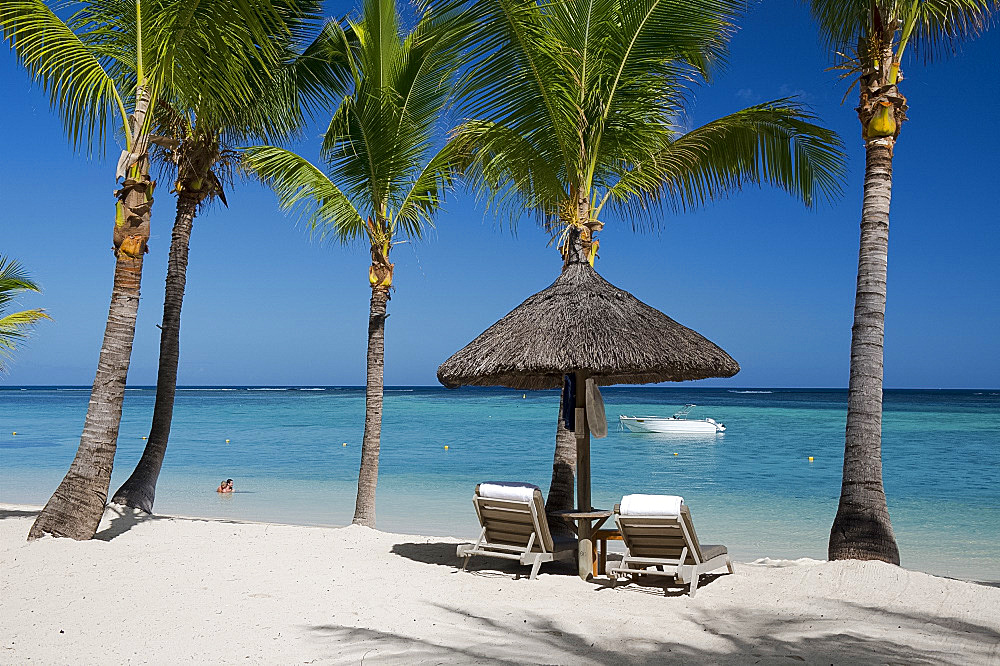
[618,404,725,434]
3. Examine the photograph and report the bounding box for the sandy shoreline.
[2,503,998,664]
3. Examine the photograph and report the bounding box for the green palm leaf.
[0,256,50,371]
[251,0,468,248]
[243,145,367,242]
[394,134,466,237]
[1,0,128,151]
[458,0,845,236]
[807,0,999,59]
[597,101,845,220]
[451,118,568,224]
[0,256,43,307]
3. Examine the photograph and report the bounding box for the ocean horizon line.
[2,384,998,391]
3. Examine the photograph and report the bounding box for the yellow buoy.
[12,432,16,436]
[342,442,347,447]
[522,394,526,399]
[808,456,814,462]
[673,452,678,456]
[225,439,230,444]
[444,445,449,450]
[141,436,147,440]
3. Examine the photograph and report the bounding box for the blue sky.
[1,2,998,388]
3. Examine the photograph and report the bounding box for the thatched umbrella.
[438,231,739,578]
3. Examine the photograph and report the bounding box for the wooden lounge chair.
[456,482,576,580]
[607,494,734,596]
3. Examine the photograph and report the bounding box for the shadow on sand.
[93,505,262,541]
[390,541,728,595]
[0,508,40,520]
[93,505,164,541]
[304,601,1000,664]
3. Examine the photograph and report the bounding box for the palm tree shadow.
[93,504,161,541]
[0,508,40,520]
[305,601,1000,664]
[93,508,296,541]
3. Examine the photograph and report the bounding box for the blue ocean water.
[1,387,998,581]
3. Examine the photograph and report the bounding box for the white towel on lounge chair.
[479,482,540,503]
[620,494,684,516]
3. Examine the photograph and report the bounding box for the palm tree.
[0,256,50,372]
[244,0,469,527]
[807,0,998,564]
[454,0,846,516]
[110,6,342,514]
[3,0,293,540]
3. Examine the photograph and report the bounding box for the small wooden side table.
[550,509,613,579]
[592,528,623,576]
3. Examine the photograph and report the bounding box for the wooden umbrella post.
[575,370,592,580]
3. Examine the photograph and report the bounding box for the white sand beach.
[1,503,998,665]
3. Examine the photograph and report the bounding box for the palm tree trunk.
[28,254,145,540]
[353,287,389,527]
[28,90,154,541]
[545,393,576,536]
[112,191,199,512]
[828,138,900,564]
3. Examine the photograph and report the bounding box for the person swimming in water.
[216,479,234,493]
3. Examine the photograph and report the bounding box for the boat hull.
[619,417,724,434]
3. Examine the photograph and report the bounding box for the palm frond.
[393,134,466,237]
[1,0,127,152]
[0,308,50,372]
[806,0,872,51]
[0,309,51,335]
[288,16,355,119]
[0,255,50,372]
[451,118,567,226]
[0,255,43,306]
[457,0,580,180]
[242,145,367,242]
[454,0,849,238]
[316,0,468,231]
[807,0,998,61]
[600,0,740,122]
[597,100,846,223]
[905,0,998,59]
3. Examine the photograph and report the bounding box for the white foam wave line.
[177,388,237,391]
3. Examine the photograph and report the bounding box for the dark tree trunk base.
[112,192,200,513]
[545,393,576,537]
[829,491,900,564]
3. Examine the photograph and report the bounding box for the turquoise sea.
[2,387,998,582]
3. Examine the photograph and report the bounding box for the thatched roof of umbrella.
[437,238,739,390]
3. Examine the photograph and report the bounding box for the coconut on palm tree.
[807,0,999,564]
[244,0,469,527]
[3,0,296,540]
[454,0,846,516]
[0,256,50,372]
[110,5,343,514]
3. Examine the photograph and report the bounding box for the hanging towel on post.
[561,374,576,431]
[586,378,607,438]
